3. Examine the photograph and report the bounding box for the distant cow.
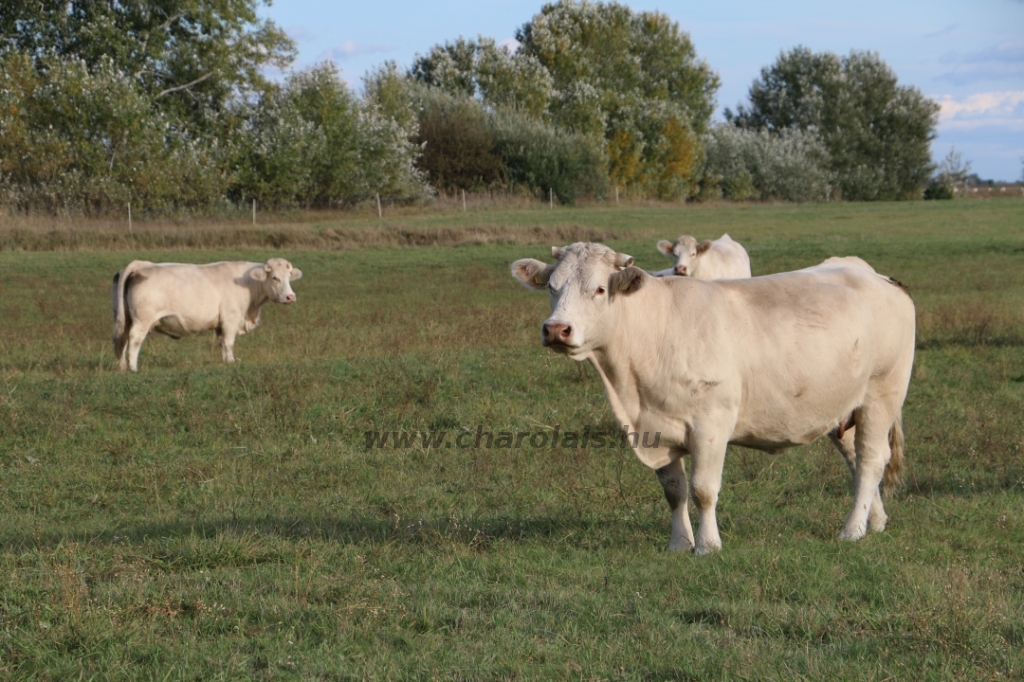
[653,233,751,279]
[512,243,914,554]
[112,258,302,372]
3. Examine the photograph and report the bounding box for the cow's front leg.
[689,425,731,555]
[656,457,694,552]
[217,327,238,364]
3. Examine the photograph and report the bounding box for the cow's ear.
[614,252,634,268]
[696,240,713,255]
[289,268,303,281]
[511,259,555,290]
[656,240,674,256]
[249,266,267,281]
[609,266,647,297]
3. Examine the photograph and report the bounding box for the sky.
[258,0,1024,182]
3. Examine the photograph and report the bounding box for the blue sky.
[259,0,1024,181]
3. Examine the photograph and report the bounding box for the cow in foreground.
[653,233,751,279]
[512,243,914,554]
[112,259,302,372]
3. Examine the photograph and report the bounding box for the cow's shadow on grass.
[0,512,668,554]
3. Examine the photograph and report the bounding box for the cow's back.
[661,265,913,446]
[124,261,258,334]
[694,235,751,280]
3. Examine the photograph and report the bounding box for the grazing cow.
[653,233,751,279]
[511,243,914,554]
[112,258,302,372]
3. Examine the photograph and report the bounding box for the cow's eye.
[595,286,606,295]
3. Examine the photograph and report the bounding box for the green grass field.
[1,199,1023,680]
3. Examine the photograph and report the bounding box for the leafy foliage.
[924,148,974,201]
[727,47,939,200]
[490,108,608,203]
[0,52,226,214]
[702,125,832,202]
[231,63,430,207]
[411,91,505,194]
[408,1,719,200]
[0,0,294,131]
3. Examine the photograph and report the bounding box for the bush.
[0,52,226,215]
[702,125,831,202]
[231,63,430,207]
[490,108,609,204]
[411,91,504,194]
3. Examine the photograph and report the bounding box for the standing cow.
[112,258,302,372]
[653,233,751,279]
[512,243,914,554]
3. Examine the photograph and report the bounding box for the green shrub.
[490,108,609,204]
[703,125,831,202]
[0,52,226,215]
[411,91,504,194]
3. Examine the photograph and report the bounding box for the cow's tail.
[882,411,905,497]
[112,260,144,361]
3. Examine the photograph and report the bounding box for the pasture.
[1,199,1023,680]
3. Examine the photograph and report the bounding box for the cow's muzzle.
[283,294,296,304]
[542,321,573,349]
[674,265,689,276]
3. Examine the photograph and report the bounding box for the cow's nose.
[284,294,296,304]
[675,265,688,276]
[542,322,572,345]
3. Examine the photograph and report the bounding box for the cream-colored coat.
[512,243,914,554]
[112,258,302,371]
[653,233,752,279]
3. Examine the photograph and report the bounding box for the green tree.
[0,0,294,129]
[0,51,225,214]
[516,0,718,198]
[516,0,718,135]
[231,63,428,207]
[727,47,939,200]
[409,37,553,118]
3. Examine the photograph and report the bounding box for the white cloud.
[286,25,317,43]
[932,91,1024,132]
[316,41,393,62]
[497,37,521,54]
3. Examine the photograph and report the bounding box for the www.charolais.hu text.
[364,425,662,450]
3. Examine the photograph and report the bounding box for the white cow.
[112,258,302,372]
[512,243,915,554]
[653,233,751,279]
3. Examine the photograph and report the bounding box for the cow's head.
[656,235,711,276]
[511,243,645,358]
[249,258,303,303]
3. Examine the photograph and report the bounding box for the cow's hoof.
[838,526,866,542]
[868,513,888,532]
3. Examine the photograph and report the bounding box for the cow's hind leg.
[115,322,131,371]
[656,456,694,552]
[839,407,895,541]
[126,321,152,372]
[828,424,887,533]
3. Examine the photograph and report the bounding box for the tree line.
[0,0,942,216]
